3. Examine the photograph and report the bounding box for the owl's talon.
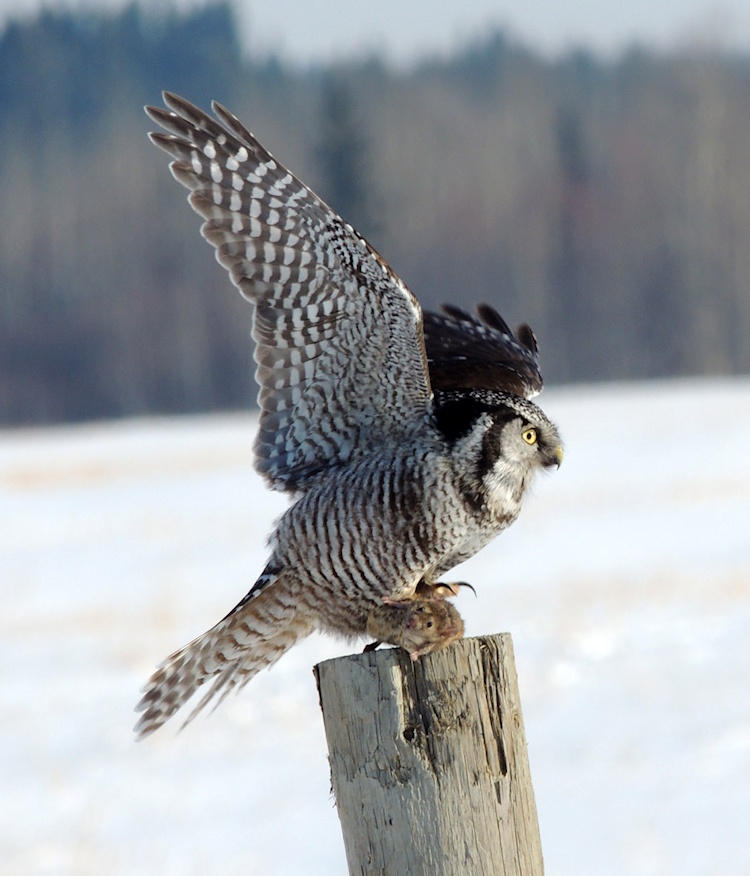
[414,579,476,599]
[454,581,477,598]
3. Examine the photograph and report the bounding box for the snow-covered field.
[2,378,749,876]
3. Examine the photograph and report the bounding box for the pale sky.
[2,0,749,63]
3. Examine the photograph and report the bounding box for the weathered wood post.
[314,634,544,876]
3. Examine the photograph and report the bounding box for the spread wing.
[146,92,432,492]
[423,303,543,399]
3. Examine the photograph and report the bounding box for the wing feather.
[423,304,544,399]
[147,93,432,491]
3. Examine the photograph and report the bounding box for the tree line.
[1,4,749,425]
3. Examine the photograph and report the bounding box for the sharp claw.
[419,580,477,599]
[456,581,477,598]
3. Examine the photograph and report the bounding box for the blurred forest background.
[1,3,749,425]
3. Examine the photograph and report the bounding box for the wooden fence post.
[314,634,544,876]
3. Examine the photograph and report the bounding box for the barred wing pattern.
[146,92,432,492]
[423,303,543,399]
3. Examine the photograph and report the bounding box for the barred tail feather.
[134,574,314,739]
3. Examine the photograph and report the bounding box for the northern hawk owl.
[135,93,562,738]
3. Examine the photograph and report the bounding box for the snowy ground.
[1,378,749,876]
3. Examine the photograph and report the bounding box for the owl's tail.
[134,568,314,739]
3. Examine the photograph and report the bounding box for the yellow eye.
[522,428,537,445]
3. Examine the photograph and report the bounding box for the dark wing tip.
[424,302,544,398]
[439,303,473,322]
[161,90,200,117]
[515,323,539,357]
[144,104,174,126]
[476,303,513,336]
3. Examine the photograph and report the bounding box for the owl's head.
[482,394,562,471]
[435,388,562,513]
[478,394,562,518]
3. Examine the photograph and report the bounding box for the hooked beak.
[544,445,564,469]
